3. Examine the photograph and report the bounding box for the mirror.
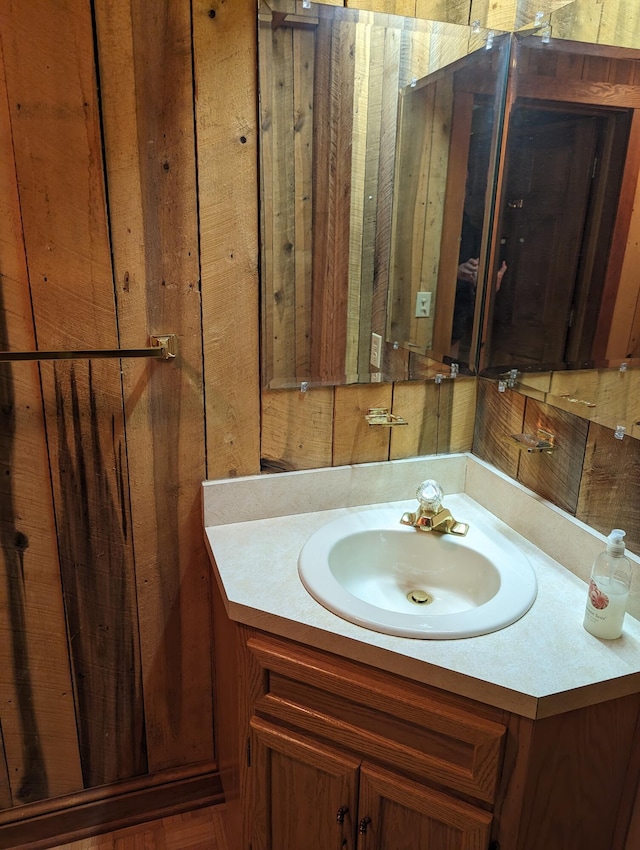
[480,34,640,380]
[258,3,502,388]
[385,38,510,368]
[477,33,640,437]
[258,4,640,430]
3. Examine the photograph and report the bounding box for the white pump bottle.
[583,529,632,639]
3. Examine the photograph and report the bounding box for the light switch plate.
[415,291,432,317]
[370,332,382,368]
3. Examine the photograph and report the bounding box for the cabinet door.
[250,716,360,850]
[357,763,493,850]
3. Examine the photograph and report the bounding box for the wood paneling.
[1,0,142,797]
[389,380,440,458]
[0,0,216,814]
[516,399,588,514]
[1,0,640,840]
[473,380,525,478]
[195,0,261,479]
[0,25,82,806]
[577,421,640,552]
[438,377,477,453]
[261,387,335,471]
[333,384,393,465]
[95,0,212,773]
[473,378,640,554]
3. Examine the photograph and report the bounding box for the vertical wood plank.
[516,398,589,514]
[437,377,477,453]
[261,387,335,471]
[369,20,405,357]
[0,23,83,805]
[389,380,440,458]
[0,723,10,810]
[549,0,603,43]
[599,0,640,47]
[473,379,525,477]
[269,26,297,383]
[577,422,640,555]
[195,0,261,477]
[348,18,374,377]
[258,14,276,388]
[310,16,356,382]
[293,27,315,379]
[415,1,471,25]
[95,0,212,770]
[3,0,145,789]
[333,384,392,465]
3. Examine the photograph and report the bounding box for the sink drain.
[407,589,434,605]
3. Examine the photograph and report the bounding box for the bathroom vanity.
[203,455,640,850]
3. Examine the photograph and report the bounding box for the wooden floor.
[48,806,230,850]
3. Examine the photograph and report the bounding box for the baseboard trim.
[0,761,223,850]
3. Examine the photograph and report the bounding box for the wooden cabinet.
[211,582,640,850]
[250,718,491,850]
[237,633,505,850]
[250,716,492,849]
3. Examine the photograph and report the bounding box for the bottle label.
[588,579,609,610]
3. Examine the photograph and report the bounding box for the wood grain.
[310,15,355,382]
[332,384,392,465]
[389,380,439,458]
[96,0,213,772]
[358,762,493,849]
[0,26,82,806]
[261,387,334,471]
[3,0,145,790]
[32,804,230,850]
[516,398,589,515]
[577,421,640,553]
[506,694,640,850]
[438,377,477,453]
[195,0,261,477]
[473,379,525,478]
[0,764,222,850]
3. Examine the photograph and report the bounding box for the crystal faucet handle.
[416,479,443,512]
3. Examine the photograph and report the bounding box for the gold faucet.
[400,479,468,536]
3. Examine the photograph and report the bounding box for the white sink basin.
[298,506,537,639]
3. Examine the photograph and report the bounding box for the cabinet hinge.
[247,736,251,767]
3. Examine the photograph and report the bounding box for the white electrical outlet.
[370,332,382,368]
[415,291,432,318]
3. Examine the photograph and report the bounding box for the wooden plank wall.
[474,379,640,554]
[0,0,638,843]
[0,0,217,815]
[261,8,479,388]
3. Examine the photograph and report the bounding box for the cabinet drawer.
[248,634,506,804]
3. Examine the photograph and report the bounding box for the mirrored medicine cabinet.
[257,2,640,437]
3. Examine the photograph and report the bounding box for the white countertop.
[203,454,640,720]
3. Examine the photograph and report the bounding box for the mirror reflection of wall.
[258,3,494,389]
[385,40,509,369]
[481,35,640,376]
[258,2,640,439]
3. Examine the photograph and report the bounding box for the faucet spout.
[400,480,469,536]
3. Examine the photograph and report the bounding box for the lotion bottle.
[583,529,632,639]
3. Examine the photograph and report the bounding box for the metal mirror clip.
[365,407,407,427]
[511,428,556,453]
